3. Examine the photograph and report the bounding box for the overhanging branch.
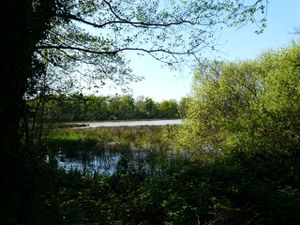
[56,12,196,29]
[36,45,194,56]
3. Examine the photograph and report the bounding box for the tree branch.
[56,0,196,30]
[57,12,196,29]
[36,44,193,56]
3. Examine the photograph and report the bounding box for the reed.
[46,125,179,154]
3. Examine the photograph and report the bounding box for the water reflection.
[58,152,121,175]
[56,150,173,175]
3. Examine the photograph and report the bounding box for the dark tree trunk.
[1,0,32,151]
[0,1,36,224]
[0,0,60,223]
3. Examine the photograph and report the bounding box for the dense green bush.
[177,43,300,155]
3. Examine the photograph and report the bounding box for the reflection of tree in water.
[58,150,121,175]
[57,149,180,175]
[117,151,151,174]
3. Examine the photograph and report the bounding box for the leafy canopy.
[177,43,300,154]
[30,0,267,95]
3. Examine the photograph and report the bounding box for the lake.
[74,119,182,128]
[56,150,183,175]
[52,119,184,174]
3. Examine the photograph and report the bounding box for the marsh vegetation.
[30,44,300,225]
[45,125,180,175]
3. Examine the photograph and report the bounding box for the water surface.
[75,119,182,128]
[54,119,184,174]
[57,150,176,175]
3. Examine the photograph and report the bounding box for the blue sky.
[100,1,300,102]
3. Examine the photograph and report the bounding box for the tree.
[157,100,179,119]
[145,97,158,118]
[119,95,135,119]
[0,0,267,223]
[135,95,147,119]
[1,0,267,151]
[85,95,111,120]
[254,43,300,150]
[178,97,191,118]
[175,60,256,153]
[176,43,300,155]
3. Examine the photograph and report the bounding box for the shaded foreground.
[32,147,300,225]
[19,125,300,225]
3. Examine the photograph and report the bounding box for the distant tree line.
[27,94,189,122]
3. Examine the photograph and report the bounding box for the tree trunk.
[0,1,36,224]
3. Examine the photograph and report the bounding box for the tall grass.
[45,125,179,154]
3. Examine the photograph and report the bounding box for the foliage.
[32,0,267,96]
[15,44,300,225]
[28,94,184,123]
[1,1,268,224]
[30,144,300,225]
[177,43,300,154]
